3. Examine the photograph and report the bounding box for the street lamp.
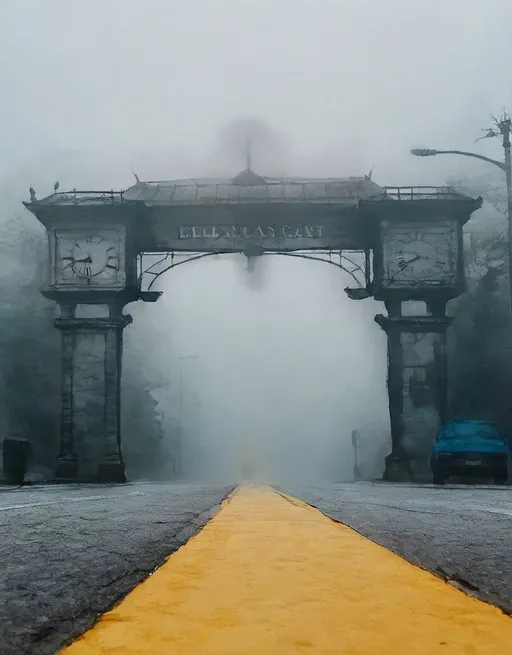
[410,113,512,313]
[173,355,200,478]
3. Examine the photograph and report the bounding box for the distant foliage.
[449,273,512,430]
[121,352,180,480]
[122,384,166,479]
[448,176,512,436]
[0,208,60,468]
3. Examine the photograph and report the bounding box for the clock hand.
[74,256,93,263]
[398,254,421,270]
[403,254,423,263]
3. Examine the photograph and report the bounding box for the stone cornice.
[374,314,452,333]
[55,315,133,331]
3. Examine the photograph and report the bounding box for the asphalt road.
[3,481,512,654]
[0,482,234,655]
[287,482,512,613]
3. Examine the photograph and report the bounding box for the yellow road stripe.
[62,485,512,654]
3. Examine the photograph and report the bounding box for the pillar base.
[383,451,411,482]
[55,455,78,479]
[97,460,126,483]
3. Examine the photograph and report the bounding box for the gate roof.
[121,171,385,207]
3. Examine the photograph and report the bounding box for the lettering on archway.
[178,224,325,240]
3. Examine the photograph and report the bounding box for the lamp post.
[410,113,512,313]
[351,430,361,480]
[177,355,200,476]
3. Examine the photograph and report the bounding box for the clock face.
[382,226,456,287]
[55,230,125,287]
[65,236,117,279]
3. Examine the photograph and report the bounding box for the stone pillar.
[55,305,78,478]
[375,310,451,482]
[54,310,131,482]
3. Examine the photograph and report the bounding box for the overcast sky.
[1,0,510,480]
[1,0,511,183]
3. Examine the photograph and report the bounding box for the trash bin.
[2,438,32,485]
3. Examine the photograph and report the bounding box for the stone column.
[375,312,451,482]
[55,305,78,479]
[98,319,128,482]
[54,311,131,482]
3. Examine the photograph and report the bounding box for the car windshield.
[440,421,503,441]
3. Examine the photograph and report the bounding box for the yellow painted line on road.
[62,485,512,654]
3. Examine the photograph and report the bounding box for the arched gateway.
[24,170,482,483]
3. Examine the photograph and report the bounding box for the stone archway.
[23,173,482,482]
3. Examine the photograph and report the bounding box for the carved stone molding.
[54,316,133,331]
[375,314,452,333]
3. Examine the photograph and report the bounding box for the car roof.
[439,419,502,435]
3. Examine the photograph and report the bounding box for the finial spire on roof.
[366,164,376,180]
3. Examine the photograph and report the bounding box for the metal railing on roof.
[378,186,462,200]
[49,189,126,203]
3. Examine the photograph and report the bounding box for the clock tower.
[24,192,152,482]
[361,187,482,481]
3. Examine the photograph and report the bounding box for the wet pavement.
[0,482,233,655]
[2,480,512,654]
[60,486,512,655]
[286,482,512,612]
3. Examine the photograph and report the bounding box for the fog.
[1,0,511,483]
[133,251,389,483]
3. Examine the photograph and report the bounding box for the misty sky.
[1,0,510,480]
[1,0,511,183]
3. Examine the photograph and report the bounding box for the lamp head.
[410,148,437,157]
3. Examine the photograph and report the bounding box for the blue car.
[431,420,509,485]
